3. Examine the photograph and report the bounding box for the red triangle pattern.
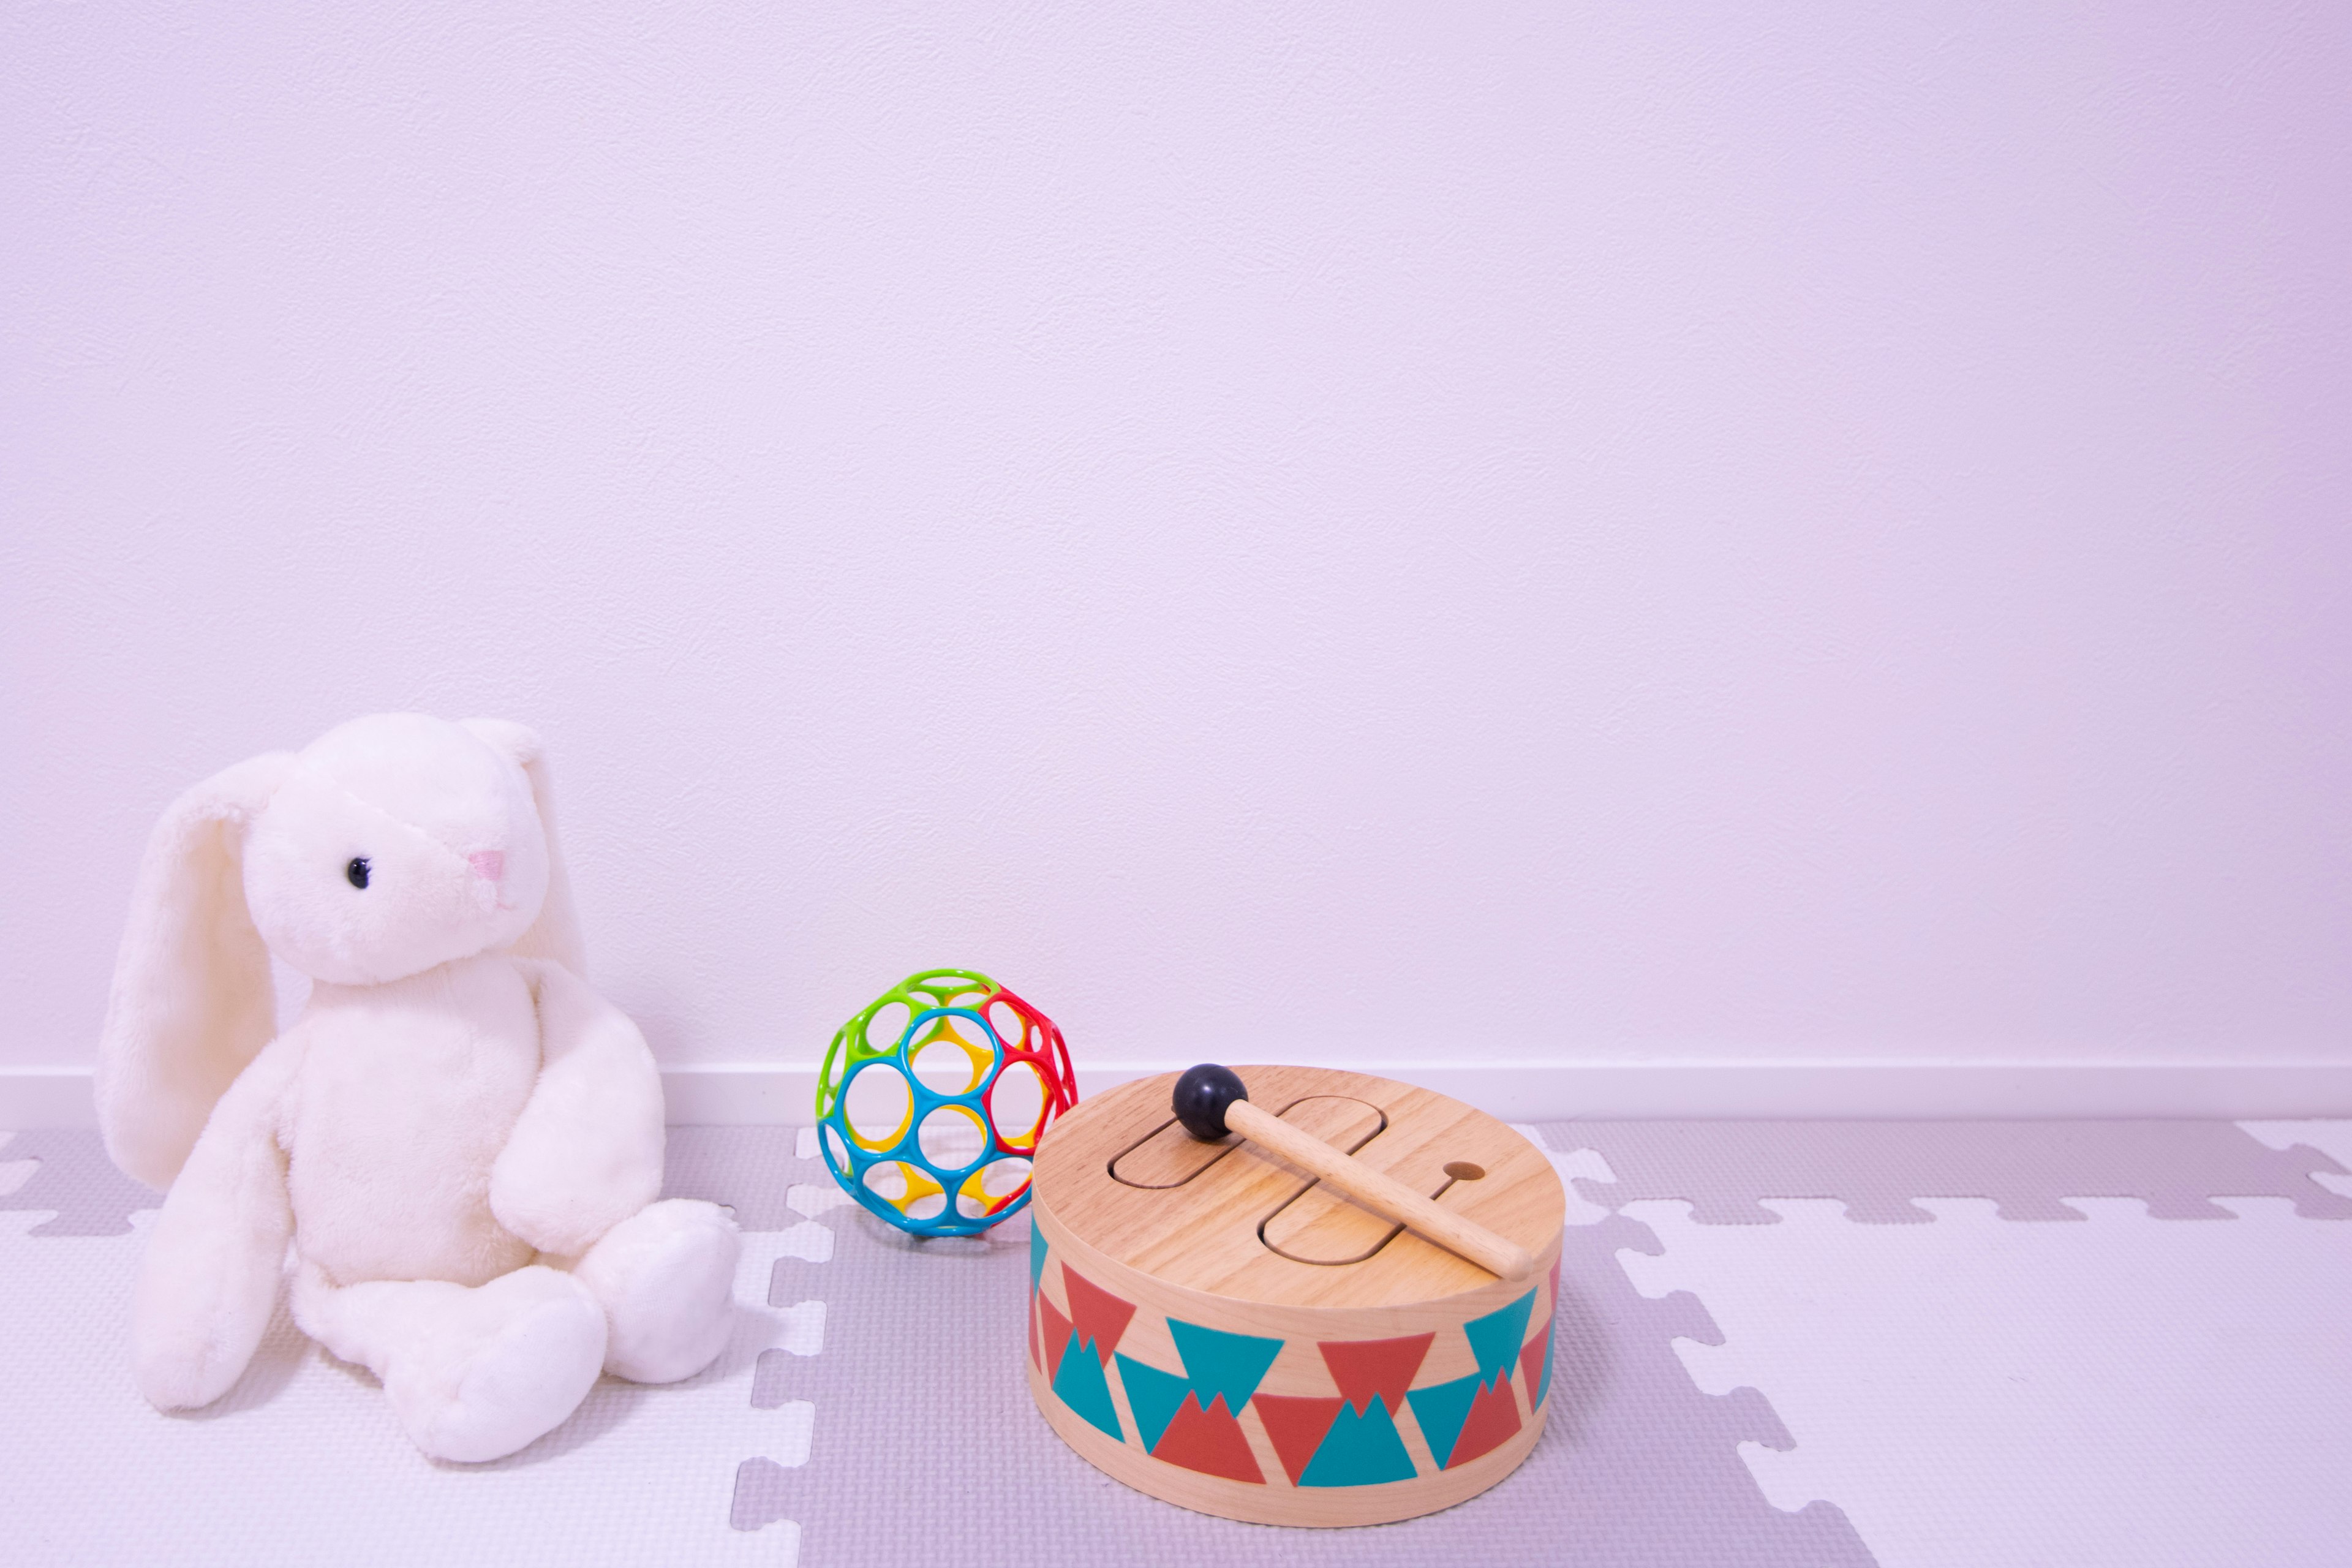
[1251,1394,1345,1484]
[1319,1332,1434,1415]
[1518,1319,1552,1408]
[1447,1375,1523,1468]
[1030,1292,1044,1372]
[1038,1294,1074,1381]
[1152,1394,1264,1483]
[1060,1265,1137,1366]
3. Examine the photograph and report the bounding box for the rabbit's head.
[245,714,558,985]
[94,714,589,1187]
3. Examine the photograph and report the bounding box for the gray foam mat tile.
[0,1128,160,1236]
[661,1125,809,1231]
[1536,1120,2352,1223]
[744,1193,1872,1568]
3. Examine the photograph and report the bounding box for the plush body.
[96,714,739,1462]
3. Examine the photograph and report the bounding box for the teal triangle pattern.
[1298,1399,1416,1487]
[1115,1354,1192,1452]
[1464,1289,1537,1385]
[1535,1333,1555,1409]
[1405,1372,1483,1469]
[1029,1223,1049,1291]
[1166,1317,1284,1414]
[1052,1331,1123,1440]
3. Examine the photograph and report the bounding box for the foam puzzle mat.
[4,1118,2348,1566]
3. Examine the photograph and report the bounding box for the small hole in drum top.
[1444,1161,1486,1182]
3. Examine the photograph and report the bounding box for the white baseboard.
[0,1069,103,1129]
[9,1060,2348,1129]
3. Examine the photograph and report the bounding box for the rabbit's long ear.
[461,718,589,978]
[95,752,296,1189]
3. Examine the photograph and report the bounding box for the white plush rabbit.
[94,712,740,1463]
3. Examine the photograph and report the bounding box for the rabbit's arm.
[129,1029,306,1411]
[489,959,665,1257]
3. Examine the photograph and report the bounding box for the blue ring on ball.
[821,1005,1035,1237]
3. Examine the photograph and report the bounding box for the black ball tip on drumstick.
[1174,1063,1247,1140]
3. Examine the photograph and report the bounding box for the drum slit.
[1102,1096,1389,1191]
[1101,1115,1237,1188]
[1259,1158,1463,1268]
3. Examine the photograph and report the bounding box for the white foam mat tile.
[1617,1193,2352,1568]
[0,1156,37,1198]
[0,1218,819,1567]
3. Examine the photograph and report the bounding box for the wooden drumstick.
[1172,1064,1537,1282]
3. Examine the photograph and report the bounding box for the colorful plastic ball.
[815,968,1077,1237]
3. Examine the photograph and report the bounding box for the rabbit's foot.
[361,1265,608,1463]
[571,1198,742,1384]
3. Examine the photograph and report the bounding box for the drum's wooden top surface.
[1030,1065,1565,1310]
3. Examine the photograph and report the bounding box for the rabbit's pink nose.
[468,851,507,883]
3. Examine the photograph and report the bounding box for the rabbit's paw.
[382,1265,608,1463]
[131,1316,252,1412]
[573,1198,742,1384]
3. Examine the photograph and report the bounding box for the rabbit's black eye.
[346,858,371,889]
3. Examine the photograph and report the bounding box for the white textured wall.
[5,4,2348,1086]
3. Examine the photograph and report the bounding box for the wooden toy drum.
[1025,1066,1566,1526]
